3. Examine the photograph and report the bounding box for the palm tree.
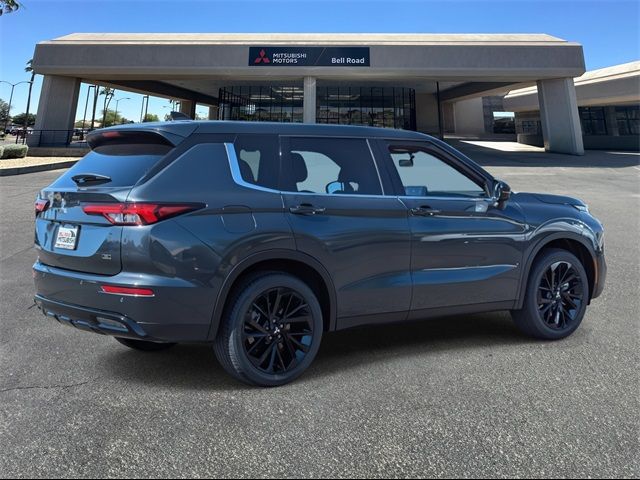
[0,0,20,16]
[100,87,115,127]
[23,59,35,132]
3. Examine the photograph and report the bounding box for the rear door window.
[281,137,382,195]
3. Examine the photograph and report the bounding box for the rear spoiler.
[86,123,198,150]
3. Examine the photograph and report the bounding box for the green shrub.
[0,146,4,158]
[1,144,28,159]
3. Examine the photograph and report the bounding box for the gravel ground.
[0,145,638,479]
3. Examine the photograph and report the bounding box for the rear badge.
[101,254,112,260]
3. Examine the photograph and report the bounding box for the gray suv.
[34,121,606,386]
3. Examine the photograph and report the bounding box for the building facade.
[31,33,587,154]
[504,61,640,151]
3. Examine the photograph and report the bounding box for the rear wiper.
[71,173,112,186]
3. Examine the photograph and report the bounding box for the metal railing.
[12,129,92,148]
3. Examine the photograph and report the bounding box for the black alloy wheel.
[511,248,589,340]
[214,272,323,387]
[242,287,315,375]
[537,261,585,330]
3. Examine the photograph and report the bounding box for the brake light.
[35,199,49,215]
[100,285,154,297]
[82,203,201,225]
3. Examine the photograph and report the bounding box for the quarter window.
[233,134,280,189]
[387,145,486,197]
[282,138,382,195]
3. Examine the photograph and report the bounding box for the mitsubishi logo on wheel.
[254,49,270,64]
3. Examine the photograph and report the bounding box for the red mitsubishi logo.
[254,49,270,64]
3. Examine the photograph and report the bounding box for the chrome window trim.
[225,142,488,202]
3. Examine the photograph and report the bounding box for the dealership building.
[504,61,640,151]
[31,33,591,154]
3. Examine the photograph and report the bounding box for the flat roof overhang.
[31,33,586,103]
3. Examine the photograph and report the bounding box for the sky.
[0,0,638,124]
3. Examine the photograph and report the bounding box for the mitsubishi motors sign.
[249,46,370,67]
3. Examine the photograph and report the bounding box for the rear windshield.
[50,143,172,189]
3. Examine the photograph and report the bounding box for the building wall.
[453,97,485,135]
[415,93,440,135]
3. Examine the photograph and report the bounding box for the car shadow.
[99,311,531,390]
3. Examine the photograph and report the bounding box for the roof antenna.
[168,111,191,121]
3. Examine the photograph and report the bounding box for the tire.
[115,337,177,352]
[213,272,324,387]
[511,248,589,340]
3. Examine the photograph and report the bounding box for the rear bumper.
[33,261,215,342]
[35,294,150,340]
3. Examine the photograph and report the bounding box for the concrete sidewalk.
[0,156,80,176]
[449,139,640,168]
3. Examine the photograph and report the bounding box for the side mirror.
[493,180,511,208]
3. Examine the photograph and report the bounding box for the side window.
[387,144,486,197]
[233,134,279,189]
[282,137,382,195]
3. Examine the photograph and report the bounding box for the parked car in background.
[33,121,606,386]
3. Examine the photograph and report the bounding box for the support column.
[179,100,196,120]
[208,105,218,120]
[303,76,316,124]
[30,75,81,146]
[537,78,584,155]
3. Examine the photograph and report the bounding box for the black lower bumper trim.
[34,294,149,340]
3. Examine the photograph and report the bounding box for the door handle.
[289,204,326,215]
[410,206,441,216]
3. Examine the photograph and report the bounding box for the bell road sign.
[249,47,370,67]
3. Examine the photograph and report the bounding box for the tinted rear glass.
[50,143,172,189]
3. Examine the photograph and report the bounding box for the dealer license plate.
[54,225,79,250]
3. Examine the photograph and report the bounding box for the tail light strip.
[82,203,202,226]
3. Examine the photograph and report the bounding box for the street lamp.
[113,97,131,125]
[140,95,149,122]
[0,80,33,133]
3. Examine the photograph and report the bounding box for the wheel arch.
[207,249,337,341]
[516,231,598,309]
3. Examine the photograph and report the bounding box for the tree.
[142,113,159,122]
[100,109,128,127]
[100,88,115,126]
[0,99,9,125]
[0,0,20,15]
[11,112,35,127]
[23,58,36,130]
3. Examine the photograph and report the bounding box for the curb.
[0,160,78,176]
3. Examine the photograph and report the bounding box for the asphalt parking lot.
[1,144,638,478]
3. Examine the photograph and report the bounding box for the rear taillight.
[82,203,202,225]
[35,199,49,215]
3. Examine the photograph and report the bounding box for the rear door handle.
[410,206,441,216]
[289,204,326,215]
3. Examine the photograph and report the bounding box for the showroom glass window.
[615,106,639,135]
[579,107,608,135]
